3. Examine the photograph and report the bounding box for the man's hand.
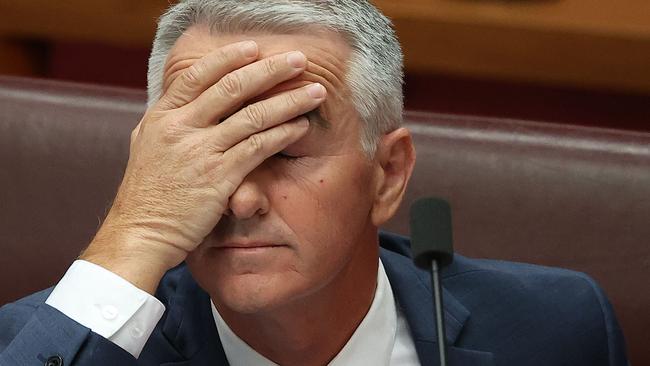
[81,41,326,293]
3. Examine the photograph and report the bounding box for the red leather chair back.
[1,76,648,364]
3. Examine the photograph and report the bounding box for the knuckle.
[216,48,234,65]
[181,63,204,89]
[243,104,267,130]
[285,91,302,108]
[156,96,177,111]
[161,118,190,143]
[247,134,265,154]
[263,57,279,75]
[218,73,243,100]
[162,125,182,143]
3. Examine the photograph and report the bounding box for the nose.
[224,174,269,219]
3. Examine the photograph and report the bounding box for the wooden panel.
[392,17,650,93]
[0,40,42,77]
[374,0,650,94]
[376,0,650,37]
[1,0,649,94]
[0,0,168,46]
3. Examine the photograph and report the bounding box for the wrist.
[81,221,185,294]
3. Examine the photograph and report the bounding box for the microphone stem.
[431,259,448,366]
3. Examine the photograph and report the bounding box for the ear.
[370,127,416,226]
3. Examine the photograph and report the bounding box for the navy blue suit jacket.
[0,232,627,365]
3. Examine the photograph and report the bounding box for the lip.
[216,242,287,250]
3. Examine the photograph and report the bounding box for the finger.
[156,40,259,111]
[207,83,326,150]
[185,51,308,128]
[217,117,310,189]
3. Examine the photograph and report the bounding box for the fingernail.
[241,41,258,57]
[286,51,307,69]
[306,83,326,99]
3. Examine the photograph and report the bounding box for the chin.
[210,272,308,315]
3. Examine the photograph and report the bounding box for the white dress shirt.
[212,260,420,366]
[46,259,420,365]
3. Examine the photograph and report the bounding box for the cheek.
[270,158,375,255]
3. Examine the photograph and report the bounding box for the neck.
[214,236,379,366]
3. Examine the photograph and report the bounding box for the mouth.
[215,242,288,251]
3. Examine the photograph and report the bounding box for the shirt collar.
[211,259,398,366]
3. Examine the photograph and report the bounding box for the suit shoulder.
[448,254,595,284]
[379,230,598,291]
[379,231,607,305]
[446,255,626,364]
[378,232,626,364]
[445,254,610,313]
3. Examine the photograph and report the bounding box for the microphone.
[410,197,455,366]
[410,198,454,269]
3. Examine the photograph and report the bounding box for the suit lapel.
[159,268,229,366]
[380,245,495,366]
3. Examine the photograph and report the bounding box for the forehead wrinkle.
[299,65,348,132]
[305,61,347,99]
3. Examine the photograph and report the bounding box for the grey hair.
[147,0,404,155]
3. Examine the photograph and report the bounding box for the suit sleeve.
[0,261,165,365]
[44,260,165,357]
[0,292,137,366]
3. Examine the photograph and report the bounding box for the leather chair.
[1,76,648,364]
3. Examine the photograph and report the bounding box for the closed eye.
[274,152,300,160]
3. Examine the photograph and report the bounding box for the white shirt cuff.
[45,260,166,358]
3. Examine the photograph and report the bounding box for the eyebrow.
[305,108,331,130]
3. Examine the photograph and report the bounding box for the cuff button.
[45,355,64,366]
[101,304,119,320]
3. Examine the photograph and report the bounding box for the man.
[0,1,627,365]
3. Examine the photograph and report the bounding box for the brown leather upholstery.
[0,77,143,304]
[1,76,648,363]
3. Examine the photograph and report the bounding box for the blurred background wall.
[0,0,648,130]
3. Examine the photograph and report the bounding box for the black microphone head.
[410,197,454,269]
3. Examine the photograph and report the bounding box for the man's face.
[166,25,383,314]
